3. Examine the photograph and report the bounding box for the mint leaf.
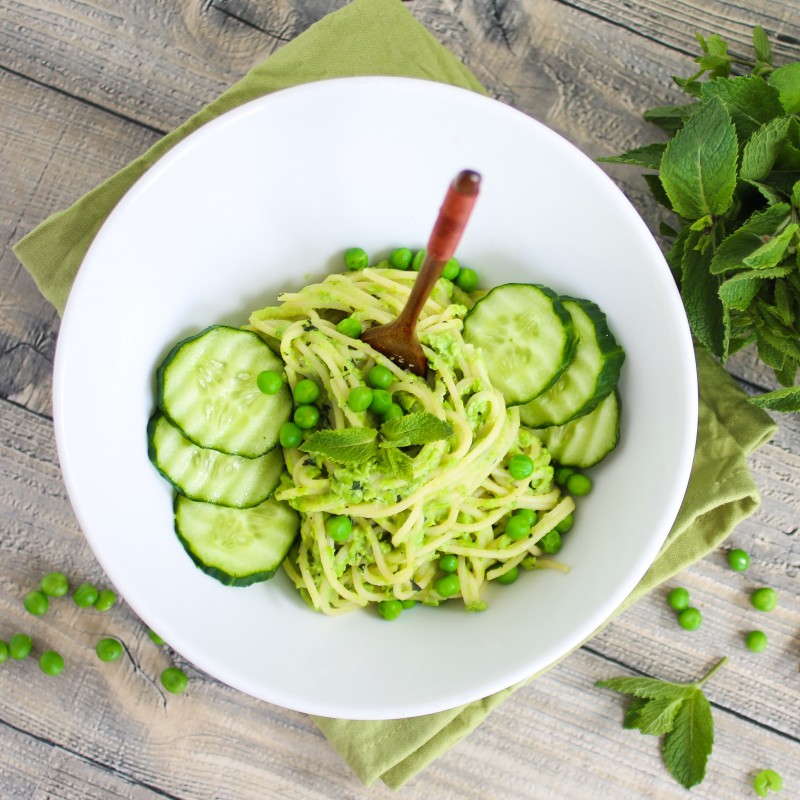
[740,117,792,181]
[752,26,772,66]
[299,428,378,465]
[382,446,414,481]
[749,385,800,412]
[637,697,686,736]
[380,411,453,448]
[623,696,648,730]
[594,676,695,702]
[662,689,714,789]
[719,266,794,312]
[681,230,726,356]
[644,104,697,135]
[710,204,792,274]
[754,769,784,797]
[742,222,799,268]
[769,62,800,113]
[659,96,738,219]
[775,357,798,388]
[598,143,666,169]
[701,76,783,144]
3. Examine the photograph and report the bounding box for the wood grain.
[2,0,800,797]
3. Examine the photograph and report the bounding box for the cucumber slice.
[158,325,291,458]
[174,494,300,586]
[519,297,625,428]
[533,390,621,468]
[463,284,576,406]
[148,413,285,508]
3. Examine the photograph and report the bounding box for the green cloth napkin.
[14,0,777,790]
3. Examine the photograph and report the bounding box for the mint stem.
[697,656,728,687]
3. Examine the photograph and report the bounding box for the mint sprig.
[380,411,454,448]
[599,26,800,412]
[596,657,727,790]
[297,411,452,468]
[299,428,378,465]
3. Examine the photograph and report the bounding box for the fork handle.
[396,170,481,330]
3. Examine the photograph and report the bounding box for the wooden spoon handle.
[396,170,481,330]
[427,169,481,262]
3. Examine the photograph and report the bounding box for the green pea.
[292,379,320,405]
[401,599,417,609]
[367,364,394,390]
[39,650,64,676]
[555,513,574,534]
[753,769,783,798]
[441,258,460,280]
[454,267,479,292]
[23,590,48,617]
[369,389,393,415]
[147,629,166,646]
[508,454,534,480]
[336,317,362,338]
[382,402,404,421]
[434,573,460,598]
[538,530,562,554]
[554,466,575,486]
[256,369,283,395]
[161,667,188,694]
[0,641,8,664]
[378,599,403,620]
[751,587,777,612]
[667,587,690,611]
[279,421,303,449]
[566,472,593,496]
[727,548,750,572]
[496,566,519,585]
[411,249,426,271]
[293,404,320,430]
[343,247,369,271]
[505,514,531,541]
[677,607,702,631]
[94,589,117,612]
[326,515,352,543]
[96,638,124,662]
[438,554,458,574]
[73,583,99,608]
[41,571,69,598]
[9,633,33,660]
[515,509,538,526]
[389,247,413,270]
[745,630,768,653]
[347,386,373,413]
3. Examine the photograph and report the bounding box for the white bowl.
[54,77,697,720]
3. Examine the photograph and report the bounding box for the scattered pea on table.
[9,633,33,660]
[94,589,117,612]
[161,667,188,694]
[677,607,702,631]
[40,572,69,598]
[751,587,778,612]
[73,583,99,608]
[667,587,690,611]
[23,590,48,616]
[745,630,768,653]
[39,650,64,676]
[727,548,750,571]
[96,638,124,662]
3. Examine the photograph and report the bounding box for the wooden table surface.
[2,1,799,797]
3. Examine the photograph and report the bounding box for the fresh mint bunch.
[600,27,800,412]
[596,657,727,789]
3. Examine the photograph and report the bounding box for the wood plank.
[0,0,287,132]
[0,68,161,415]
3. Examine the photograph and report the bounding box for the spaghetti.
[249,268,573,614]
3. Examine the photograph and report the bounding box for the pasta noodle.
[249,268,573,614]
